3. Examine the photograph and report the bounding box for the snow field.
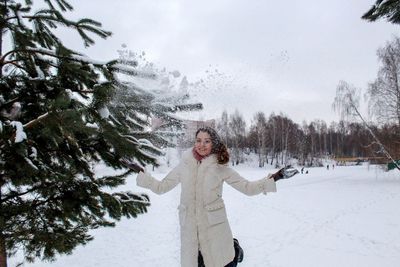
[10,164,400,267]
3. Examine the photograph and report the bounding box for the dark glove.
[271,168,285,182]
[120,159,144,173]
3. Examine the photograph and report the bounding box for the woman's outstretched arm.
[136,163,183,195]
[222,167,277,196]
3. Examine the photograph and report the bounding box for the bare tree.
[308,122,317,159]
[229,110,246,165]
[216,110,230,146]
[279,114,294,166]
[252,112,267,167]
[367,36,400,126]
[267,113,278,166]
[333,80,400,170]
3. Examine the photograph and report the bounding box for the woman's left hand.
[270,168,285,182]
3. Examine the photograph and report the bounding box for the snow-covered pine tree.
[0,1,201,266]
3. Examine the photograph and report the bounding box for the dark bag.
[233,238,244,263]
[198,238,244,267]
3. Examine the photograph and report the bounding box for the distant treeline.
[213,110,399,167]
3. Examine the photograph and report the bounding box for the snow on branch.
[138,139,164,154]
[65,89,92,106]
[98,106,110,119]
[174,103,203,112]
[110,63,157,79]
[10,121,27,143]
[112,191,150,205]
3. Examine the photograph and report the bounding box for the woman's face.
[195,131,212,157]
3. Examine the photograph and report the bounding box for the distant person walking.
[125,127,283,267]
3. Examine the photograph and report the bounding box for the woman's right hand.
[120,158,144,173]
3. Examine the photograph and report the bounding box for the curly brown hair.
[195,127,229,164]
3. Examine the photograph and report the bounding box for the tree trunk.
[0,234,7,267]
[0,22,3,78]
[0,0,6,78]
[0,173,7,267]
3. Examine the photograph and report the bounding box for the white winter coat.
[136,149,277,267]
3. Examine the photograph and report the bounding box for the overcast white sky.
[60,0,397,125]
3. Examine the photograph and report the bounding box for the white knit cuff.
[136,171,152,188]
[262,176,277,194]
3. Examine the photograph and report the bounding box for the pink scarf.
[192,147,209,162]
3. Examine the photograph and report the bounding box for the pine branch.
[7,10,111,47]
[362,0,400,24]
[0,49,17,63]
[44,0,74,12]
[0,181,55,204]
[23,112,49,129]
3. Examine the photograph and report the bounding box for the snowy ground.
[10,163,400,267]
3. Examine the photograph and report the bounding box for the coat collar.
[182,148,217,167]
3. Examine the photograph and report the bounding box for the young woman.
[134,127,282,267]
